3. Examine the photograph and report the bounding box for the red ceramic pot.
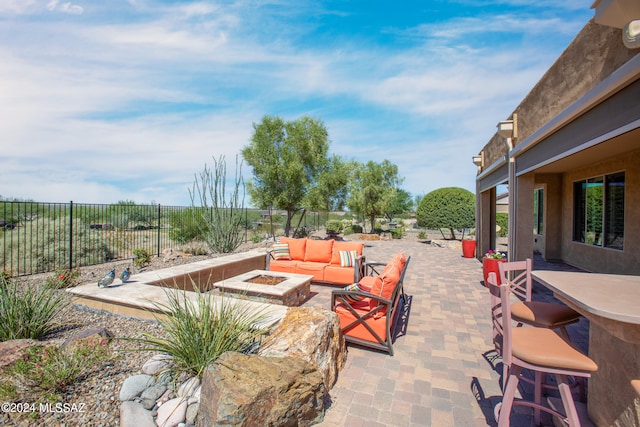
[483,258,506,287]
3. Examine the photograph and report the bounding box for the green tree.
[347,160,402,233]
[242,115,338,236]
[416,187,475,240]
[383,188,413,222]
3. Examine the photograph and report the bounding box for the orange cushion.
[370,253,405,314]
[295,262,327,281]
[334,303,388,343]
[324,266,359,285]
[330,241,364,265]
[304,239,334,263]
[269,260,297,274]
[281,237,306,261]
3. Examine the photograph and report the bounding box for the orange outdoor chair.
[331,255,410,356]
[488,272,597,426]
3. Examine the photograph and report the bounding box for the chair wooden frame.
[331,256,410,356]
[488,272,597,426]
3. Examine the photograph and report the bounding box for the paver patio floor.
[301,236,590,427]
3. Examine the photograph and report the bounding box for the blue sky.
[0,0,593,206]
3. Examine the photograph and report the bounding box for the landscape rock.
[120,374,155,401]
[61,327,113,354]
[177,376,200,398]
[142,354,174,375]
[120,401,156,427]
[140,383,168,410]
[259,306,346,390]
[199,352,326,427]
[185,402,199,424]
[0,339,38,369]
[155,397,188,427]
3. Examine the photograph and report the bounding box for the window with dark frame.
[572,171,625,250]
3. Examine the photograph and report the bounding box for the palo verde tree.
[415,187,475,240]
[347,160,403,233]
[242,115,339,237]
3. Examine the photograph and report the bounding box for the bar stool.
[488,272,597,426]
[498,259,581,340]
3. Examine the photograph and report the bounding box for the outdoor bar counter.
[532,270,640,427]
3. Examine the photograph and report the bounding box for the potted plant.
[462,237,476,258]
[482,249,507,287]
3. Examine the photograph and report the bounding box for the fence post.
[157,204,161,257]
[69,201,73,270]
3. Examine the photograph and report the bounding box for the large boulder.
[198,352,326,427]
[259,307,346,390]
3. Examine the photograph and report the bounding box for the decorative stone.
[119,374,155,401]
[140,383,167,410]
[120,401,156,427]
[155,397,187,427]
[61,327,113,354]
[142,354,173,375]
[259,306,346,390]
[185,402,199,424]
[0,339,38,369]
[199,352,326,427]
[177,377,200,398]
[190,385,201,402]
[157,389,174,406]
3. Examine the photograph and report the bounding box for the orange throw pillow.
[281,237,307,260]
[304,239,334,263]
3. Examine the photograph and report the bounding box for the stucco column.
[478,187,496,260]
[514,172,535,261]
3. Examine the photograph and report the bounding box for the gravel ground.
[2,241,266,427]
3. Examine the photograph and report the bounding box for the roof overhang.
[591,0,640,29]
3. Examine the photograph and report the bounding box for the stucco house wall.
[474,18,640,274]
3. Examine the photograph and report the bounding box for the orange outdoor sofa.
[266,237,365,285]
[331,253,410,355]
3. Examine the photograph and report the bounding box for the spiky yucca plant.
[132,286,271,379]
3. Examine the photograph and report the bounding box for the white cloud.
[46,0,82,14]
[0,0,37,14]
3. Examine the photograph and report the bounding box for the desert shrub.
[132,248,151,268]
[130,288,269,379]
[0,338,112,403]
[0,277,70,341]
[0,218,113,275]
[250,233,263,243]
[181,243,208,256]
[325,220,343,233]
[168,208,207,244]
[390,228,404,239]
[416,187,475,240]
[346,224,363,234]
[417,230,427,239]
[45,268,81,289]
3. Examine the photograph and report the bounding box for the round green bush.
[416,187,475,239]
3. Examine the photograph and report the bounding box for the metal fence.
[0,200,323,277]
